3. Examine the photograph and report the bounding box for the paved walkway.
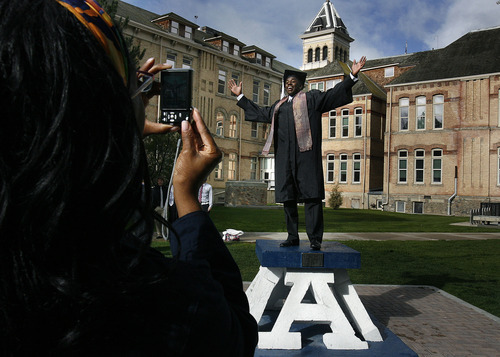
[240,232,500,356]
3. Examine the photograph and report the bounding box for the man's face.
[157,178,164,186]
[284,76,303,97]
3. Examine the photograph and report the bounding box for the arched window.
[315,47,320,61]
[322,46,328,61]
[229,114,237,138]
[216,111,224,137]
[307,49,313,63]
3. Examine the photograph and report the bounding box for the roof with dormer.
[303,0,350,37]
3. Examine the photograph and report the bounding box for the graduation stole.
[262,91,313,156]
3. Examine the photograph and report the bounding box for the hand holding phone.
[160,69,193,126]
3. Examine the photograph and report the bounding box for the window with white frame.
[218,69,227,94]
[182,57,192,69]
[329,111,336,138]
[228,153,237,180]
[340,154,348,183]
[265,57,271,67]
[229,114,237,138]
[260,157,275,189]
[256,53,262,64]
[416,96,426,130]
[354,108,362,137]
[251,122,258,138]
[326,154,335,182]
[166,53,176,67]
[326,79,341,90]
[414,149,425,183]
[399,98,409,131]
[432,149,442,183]
[252,80,260,103]
[214,154,223,180]
[222,41,229,52]
[385,67,394,78]
[398,150,408,183]
[263,83,270,106]
[396,200,405,213]
[341,109,349,137]
[170,21,179,34]
[352,153,361,183]
[250,157,258,180]
[184,26,192,39]
[216,112,224,136]
[233,45,240,56]
[310,82,324,91]
[433,95,444,129]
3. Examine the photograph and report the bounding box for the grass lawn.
[209,206,498,233]
[152,207,500,317]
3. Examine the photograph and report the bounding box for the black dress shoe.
[310,240,321,250]
[280,239,299,247]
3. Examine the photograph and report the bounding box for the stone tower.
[300,0,354,70]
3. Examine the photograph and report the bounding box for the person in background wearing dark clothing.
[229,57,366,250]
[152,177,168,237]
[0,1,257,355]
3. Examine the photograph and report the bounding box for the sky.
[123,0,500,69]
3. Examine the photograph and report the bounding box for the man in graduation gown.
[228,57,366,250]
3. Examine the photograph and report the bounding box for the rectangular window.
[354,108,362,137]
[253,80,260,103]
[329,111,336,138]
[415,149,425,183]
[214,155,223,180]
[218,69,227,95]
[416,96,426,130]
[262,123,268,139]
[385,67,394,78]
[326,79,341,90]
[170,21,179,34]
[396,201,405,213]
[399,98,409,131]
[352,153,361,183]
[184,26,192,39]
[265,57,271,67]
[432,149,442,183]
[233,45,240,56]
[433,95,444,129]
[263,83,271,106]
[341,109,349,137]
[229,114,237,138]
[398,150,408,183]
[326,154,335,183]
[310,82,324,91]
[413,201,423,214]
[256,53,262,64]
[260,157,275,189]
[251,122,258,138]
[182,57,192,69]
[222,40,229,53]
[228,153,237,180]
[166,53,176,68]
[340,154,348,183]
[250,157,258,180]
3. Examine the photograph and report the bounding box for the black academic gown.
[238,76,355,203]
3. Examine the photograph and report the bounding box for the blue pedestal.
[256,240,360,269]
[248,240,417,356]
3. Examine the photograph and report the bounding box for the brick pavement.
[356,285,500,357]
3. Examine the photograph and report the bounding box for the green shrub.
[327,183,343,209]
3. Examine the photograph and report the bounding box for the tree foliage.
[327,183,343,209]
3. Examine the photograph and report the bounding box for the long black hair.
[0,0,165,353]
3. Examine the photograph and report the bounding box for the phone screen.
[161,70,191,110]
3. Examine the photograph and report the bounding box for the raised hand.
[228,79,242,96]
[352,56,367,76]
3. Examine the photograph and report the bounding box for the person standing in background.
[198,180,213,213]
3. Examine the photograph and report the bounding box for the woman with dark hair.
[0,0,257,355]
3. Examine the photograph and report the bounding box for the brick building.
[302,1,500,215]
[116,1,297,204]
